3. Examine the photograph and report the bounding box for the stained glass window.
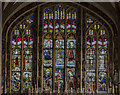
[43,4,77,91]
[43,9,53,90]
[43,34,53,91]
[98,28,108,91]
[86,14,108,92]
[11,15,34,92]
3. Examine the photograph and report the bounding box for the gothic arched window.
[85,14,109,92]
[42,4,77,91]
[11,15,34,92]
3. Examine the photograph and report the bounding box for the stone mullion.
[84,12,87,93]
[40,7,43,92]
[9,31,12,93]
[5,30,8,93]
[95,29,98,93]
[21,27,23,93]
[36,6,40,93]
[52,7,55,92]
[64,7,67,92]
[80,7,83,93]
[107,40,110,93]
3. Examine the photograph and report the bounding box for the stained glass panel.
[67,68,76,89]
[86,17,94,29]
[44,20,48,33]
[86,72,95,91]
[86,48,95,92]
[100,29,105,35]
[55,50,64,68]
[14,29,19,35]
[89,30,93,35]
[29,36,33,48]
[23,72,32,90]
[67,50,76,67]
[67,20,71,32]
[92,37,96,49]
[61,20,65,32]
[23,54,32,71]
[43,49,52,67]
[23,36,28,48]
[98,49,107,91]
[55,39,64,49]
[98,55,107,71]
[12,36,16,48]
[103,37,108,48]
[72,20,76,33]
[55,68,64,90]
[67,39,76,48]
[17,36,22,48]
[11,72,21,91]
[43,68,52,91]
[26,17,33,24]
[12,59,21,71]
[94,24,100,30]
[26,29,31,35]
[98,72,106,91]
[87,36,91,49]
[49,20,53,33]
[55,20,59,33]
[98,36,102,49]
[44,39,52,48]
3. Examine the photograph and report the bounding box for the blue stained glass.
[43,49,52,67]
[98,72,106,91]
[63,8,65,19]
[57,8,59,19]
[24,54,32,71]
[86,72,95,91]
[44,12,46,19]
